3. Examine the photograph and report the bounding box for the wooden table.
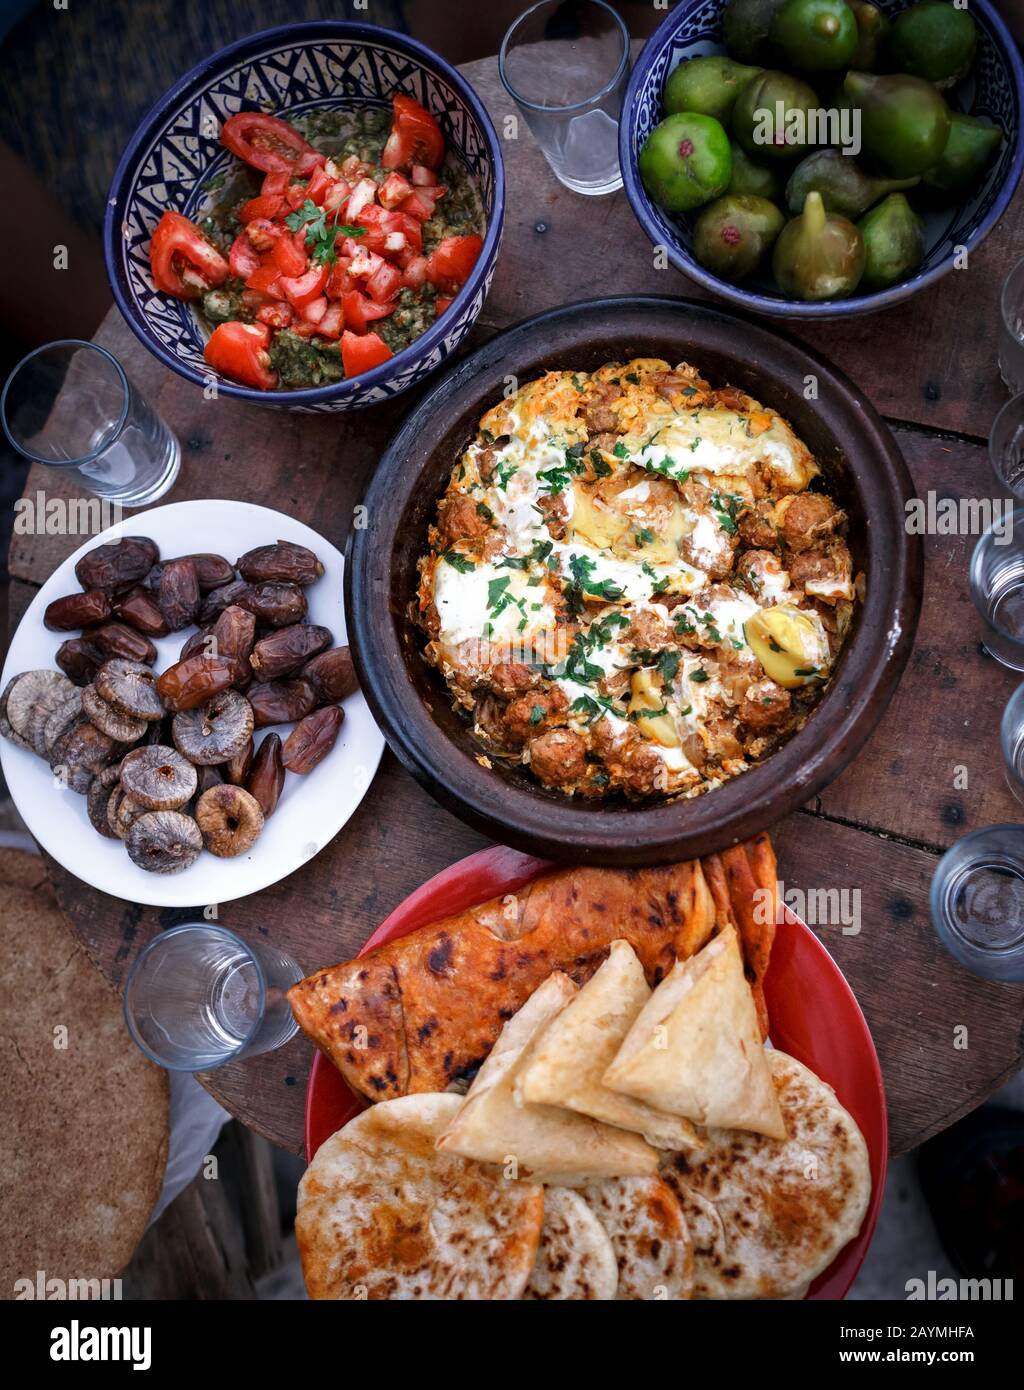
[9,56,1024,1158]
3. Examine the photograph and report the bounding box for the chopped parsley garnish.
[568,552,623,603]
[711,490,744,535]
[284,199,365,265]
[690,669,710,683]
[486,575,510,609]
[635,528,654,545]
[674,610,695,635]
[570,693,623,724]
[689,436,702,452]
[682,386,698,398]
[590,451,612,477]
[496,460,518,490]
[481,428,495,444]
[793,665,820,677]
[476,501,494,522]
[612,441,629,459]
[529,704,545,725]
[656,650,680,682]
[644,452,690,484]
[625,372,640,385]
[441,550,474,573]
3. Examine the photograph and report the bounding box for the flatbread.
[516,940,699,1149]
[524,1187,618,1300]
[603,926,785,1139]
[661,1050,871,1299]
[0,885,168,1289]
[580,1176,694,1301]
[436,974,658,1183]
[296,1093,544,1300]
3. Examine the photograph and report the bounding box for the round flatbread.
[297,1093,544,1300]
[661,1050,871,1300]
[0,884,168,1289]
[580,1175,694,1300]
[524,1187,618,1300]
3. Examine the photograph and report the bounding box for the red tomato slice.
[398,189,437,223]
[150,211,229,300]
[256,301,293,329]
[305,166,333,206]
[365,261,403,305]
[326,259,355,300]
[342,290,395,333]
[204,321,277,390]
[425,234,482,294]
[435,296,454,314]
[401,254,428,288]
[379,172,412,209]
[285,181,311,212]
[381,95,444,171]
[220,112,321,175]
[239,193,284,224]
[280,264,328,308]
[411,164,435,187]
[261,171,289,197]
[228,232,261,281]
[301,295,329,325]
[323,179,351,213]
[243,218,283,252]
[318,301,344,339]
[271,235,308,278]
[342,330,392,376]
[245,262,284,296]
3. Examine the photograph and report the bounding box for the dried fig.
[87,764,122,838]
[236,540,324,586]
[96,659,165,720]
[75,537,158,592]
[55,637,105,687]
[172,690,254,766]
[156,655,234,712]
[49,717,120,793]
[246,734,285,818]
[282,704,344,774]
[43,690,84,754]
[81,684,148,743]
[91,622,157,666]
[44,590,111,631]
[247,678,317,728]
[114,792,149,839]
[250,624,331,681]
[300,646,358,704]
[120,744,198,810]
[126,810,203,874]
[112,587,169,637]
[0,674,34,752]
[157,557,200,632]
[6,671,69,744]
[195,784,264,858]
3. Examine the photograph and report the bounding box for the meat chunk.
[437,494,489,545]
[786,539,853,601]
[583,381,623,435]
[626,606,673,653]
[739,679,793,730]
[737,499,778,550]
[528,727,588,787]
[504,686,568,746]
[537,492,568,540]
[735,549,789,601]
[484,660,542,699]
[779,493,844,552]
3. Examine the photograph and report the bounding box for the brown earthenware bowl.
[345,296,922,866]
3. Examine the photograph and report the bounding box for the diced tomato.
[323,179,351,213]
[379,172,412,209]
[317,301,343,339]
[150,211,229,300]
[245,262,284,296]
[348,245,385,281]
[256,301,293,329]
[204,321,277,390]
[399,189,437,223]
[244,218,282,252]
[344,177,378,223]
[228,232,261,281]
[411,164,435,187]
[285,181,311,212]
[239,193,284,224]
[301,296,328,325]
[425,234,482,294]
[239,288,270,316]
[342,289,395,333]
[220,112,322,175]
[398,214,423,253]
[365,261,402,305]
[435,297,453,314]
[305,166,333,206]
[342,330,392,376]
[381,95,444,171]
[341,155,373,181]
[289,320,323,339]
[326,259,354,300]
[261,171,289,197]
[280,264,328,308]
[271,235,308,278]
[401,254,428,288]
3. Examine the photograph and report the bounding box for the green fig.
[771,0,858,71]
[733,70,822,162]
[842,70,952,177]
[694,194,786,280]
[786,148,918,218]
[664,55,764,124]
[727,140,787,200]
[849,0,891,70]
[772,189,865,299]
[639,113,733,213]
[921,112,1003,201]
[723,0,787,64]
[858,192,925,288]
[888,1,977,90]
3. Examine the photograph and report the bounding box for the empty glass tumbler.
[2,340,180,506]
[930,827,1024,982]
[969,507,1024,669]
[500,0,631,196]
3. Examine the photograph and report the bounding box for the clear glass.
[999,258,1024,395]
[930,826,1024,982]
[969,506,1024,670]
[990,393,1024,498]
[123,923,303,1071]
[500,0,630,196]
[1000,683,1024,805]
[1,340,180,506]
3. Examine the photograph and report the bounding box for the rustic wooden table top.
[8,55,1024,1158]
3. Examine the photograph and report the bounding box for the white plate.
[0,500,384,908]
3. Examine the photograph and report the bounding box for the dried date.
[238,582,307,628]
[236,540,323,586]
[249,624,331,681]
[282,705,343,774]
[156,656,234,711]
[44,590,111,631]
[209,605,256,687]
[246,734,285,817]
[300,646,357,704]
[113,587,169,637]
[91,622,157,665]
[170,553,235,592]
[247,678,317,728]
[55,638,105,686]
[198,579,249,624]
[74,536,159,592]
[224,737,254,786]
[158,557,200,632]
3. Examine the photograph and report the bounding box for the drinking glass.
[124,923,303,1071]
[999,258,1024,395]
[2,340,180,506]
[930,827,1024,982]
[500,0,631,196]
[1000,683,1024,805]
[990,393,1024,498]
[969,507,1024,669]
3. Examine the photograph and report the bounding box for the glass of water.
[969,507,1024,669]
[1000,683,1024,805]
[1,340,180,507]
[930,827,1024,982]
[500,0,631,196]
[990,394,1024,499]
[999,258,1024,396]
[123,923,303,1071]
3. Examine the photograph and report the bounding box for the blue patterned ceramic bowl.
[105,22,504,410]
[620,0,1023,319]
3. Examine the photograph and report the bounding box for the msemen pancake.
[524,1187,619,1300]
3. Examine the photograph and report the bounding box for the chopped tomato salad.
[148,97,484,391]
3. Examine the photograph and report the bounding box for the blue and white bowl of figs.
[105,22,504,410]
[621,0,1024,318]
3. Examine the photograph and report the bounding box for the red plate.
[304,846,887,1300]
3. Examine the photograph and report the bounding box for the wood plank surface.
[7,55,1024,1159]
